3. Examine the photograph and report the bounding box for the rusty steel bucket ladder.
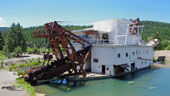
[24,21,92,85]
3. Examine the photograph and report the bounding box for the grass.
[11,59,43,96]
[10,60,42,71]
[15,78,36,96]
[9,58,42,77]
[0,51,6,60]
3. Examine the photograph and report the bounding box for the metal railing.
[73,38,125,46]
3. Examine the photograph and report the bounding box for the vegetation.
[0,51,6,60]
[13,46,23,57]
[0,24,91,57]
[23,25,91,48]
[15,78,36,96]
[141,21,170,50]
[6,23,26,53]
[165,45,170,50]
[10,59,42,71]
[0,31,4,50]
[0,60,5,69]
[9,58,42,96]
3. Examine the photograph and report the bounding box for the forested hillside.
[141,21,170,50]
[22,25,92,48]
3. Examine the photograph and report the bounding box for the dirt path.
[0,69,28,96]
[2,54,43,63]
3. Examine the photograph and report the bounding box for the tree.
[3,45,9,58]
[0,31,4,50]
[13,46,23,57]
[32,47,40,54]
[6,23,27,53]
[16,23,27,52]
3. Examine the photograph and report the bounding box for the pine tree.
[0,31,4,50]
[6,23,27,53]
[7,23,18,52]
[16,23,27,52]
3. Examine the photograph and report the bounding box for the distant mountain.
[0,27,10,31]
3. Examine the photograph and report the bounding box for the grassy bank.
[10,58,43,96]
[15,78,36,96]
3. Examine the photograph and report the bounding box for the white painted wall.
[91,45,154,75]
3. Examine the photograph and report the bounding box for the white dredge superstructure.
[72,18,155,76]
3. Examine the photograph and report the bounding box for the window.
[136,50,138,54]
[118,53,120,58]
[93,58,98,63]
[132,52,135,56]
[146,50,148,54]
[106,67,109,70]
[126,53,128,57]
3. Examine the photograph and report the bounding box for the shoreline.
[36,93,46,96]
[153,50,170,68]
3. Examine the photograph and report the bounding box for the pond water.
[34,68,170,96]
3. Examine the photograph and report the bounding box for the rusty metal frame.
[32,21,92,77]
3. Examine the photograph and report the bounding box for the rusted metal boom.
[25,21,92,85]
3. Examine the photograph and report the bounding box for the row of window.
[93,58,150,65]
[118,50,149,58]
[93,50,150,63]
[141,60,148,64]
[118,53,128,58]
[93,58,98,63]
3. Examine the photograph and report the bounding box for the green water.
[34,68,170,96]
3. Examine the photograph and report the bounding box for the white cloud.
[0,17,3,22]
[0,17,7,27]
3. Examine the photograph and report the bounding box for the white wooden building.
[72,18,155,76]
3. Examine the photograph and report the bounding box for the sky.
[0,0,170,27]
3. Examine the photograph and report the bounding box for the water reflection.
[116,68,154,81]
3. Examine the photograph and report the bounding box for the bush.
[3,45,9,58]
[18,64,27,68]
[32,47,40,54]
[0,51,6,60]
[40,47,47,53]
[10,64,17,70]
[165,45,170,50]
[13,46,23,57]
[15,78,36,96]
[0,61,4,69]
[28,61,40,66]
[26,47,32,54]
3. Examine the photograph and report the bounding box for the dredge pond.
[34,68,170,96]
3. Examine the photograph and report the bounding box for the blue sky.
[0,0,170,27]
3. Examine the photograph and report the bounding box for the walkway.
[0,69,28,96]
